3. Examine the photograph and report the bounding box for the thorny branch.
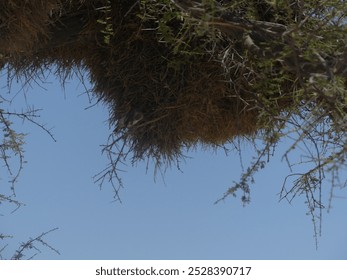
[7,228,60,260]
[0,100,58,258]
[0,106,55,194]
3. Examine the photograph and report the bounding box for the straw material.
[0,0,295,161]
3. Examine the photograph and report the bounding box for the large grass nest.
[0,0,328,163]
[1,0,346,236]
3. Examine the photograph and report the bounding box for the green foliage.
[96,0,114,45]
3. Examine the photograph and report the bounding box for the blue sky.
[1,72,347,260]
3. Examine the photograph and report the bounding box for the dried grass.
[0,0,293,161]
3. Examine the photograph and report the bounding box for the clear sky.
[1,72,347,260]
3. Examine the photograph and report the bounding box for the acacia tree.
[0,0,346,249]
